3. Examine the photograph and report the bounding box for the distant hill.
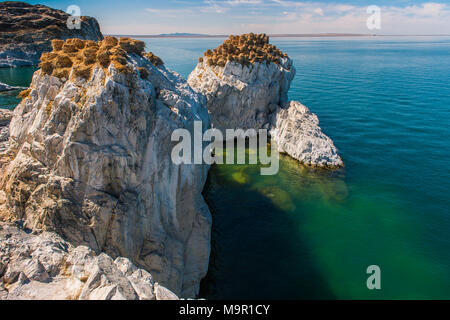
[158,33,206,37]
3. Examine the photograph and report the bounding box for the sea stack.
[0,1,103,68]
[188,33,295,132]
[0,37,211,298]
[188,33,343,167]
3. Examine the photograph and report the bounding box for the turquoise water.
[0,67,36,109]
[1,37,449,299]
[143,37,450,299]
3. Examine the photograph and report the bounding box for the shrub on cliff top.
[144,52,164,67]
[39,37,163,81]
[119,37,145,55]
[202,33,288,67]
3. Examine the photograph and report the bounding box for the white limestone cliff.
[0,109,12,154]
[188,34,343,167]
[188,57,295,132]
[270,101,343,167]
[0,222,179,300]
[0,39,211,298]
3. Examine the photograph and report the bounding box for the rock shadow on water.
[200,165,337,300]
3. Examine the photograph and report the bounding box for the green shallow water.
[1,37,449,299]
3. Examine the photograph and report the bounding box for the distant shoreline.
[107,33,450,39]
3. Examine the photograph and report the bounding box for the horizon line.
[106,33,450,39]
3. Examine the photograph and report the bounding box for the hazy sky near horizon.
[24,0,450,35]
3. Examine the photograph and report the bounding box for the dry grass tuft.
[138,67,149,79]
[39,60,54,75]
[202,33,288,67]
[18,88,31,99]
[51,39,64,51]
[73,65,93,79]
[119,37,146,55]
[45,100,54,115]
[144,52,164,67]
[52,68,70,79]
[103,36,119,48]
[55,54,73,68]
[39,37,162,81]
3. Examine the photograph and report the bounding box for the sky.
[23,0,450,35]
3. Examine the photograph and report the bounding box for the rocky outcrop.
[0,222,178,300]
[188,33,295,133]
[0,37,211,298]
[0,81,25,92]
[188,33,342,167]
[0,109,12,154]
[0,2,103,68]
[270,101,343,167]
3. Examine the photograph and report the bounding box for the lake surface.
[1,36,449,299]
[0,67,36,109]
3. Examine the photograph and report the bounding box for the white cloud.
[226,0,263,5]
[114,2,450,35]
[314,8,324,16]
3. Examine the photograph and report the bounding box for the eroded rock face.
[0,2,103,68]
[188,47,295,132]
[0,38,211,298]
[270,101,343,167]
[0,222,178,300]
[188,34,342,167]
[0,109,12,154]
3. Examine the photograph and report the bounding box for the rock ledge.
[0,222,178,300]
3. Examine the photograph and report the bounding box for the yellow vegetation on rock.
[17,88,31,99]
[39,36,164,81]
[119,37,145,55]
[144,52,164,67]
[202,33,288,67]
[45,100,54,116]
[138,67,149,79]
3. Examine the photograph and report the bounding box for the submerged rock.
[0,2,103,68]
[0,37,211,298]
[188,33,342,167]
[0,222,178,300]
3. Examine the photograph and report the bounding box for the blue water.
[1,37,449,299]
[142,36,450,299]
[0,67,36,109]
